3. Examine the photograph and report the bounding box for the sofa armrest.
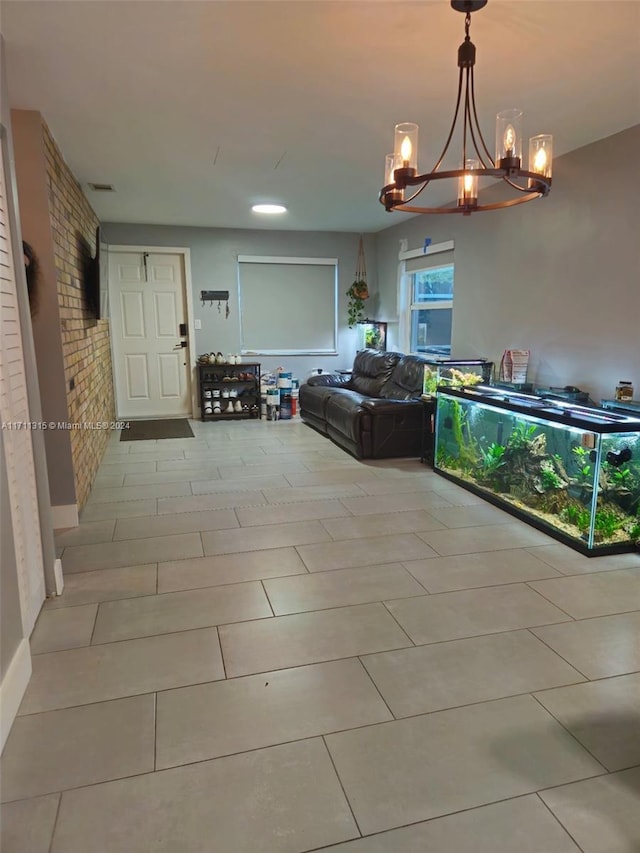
[360,397,423,415]
[306,373,352,388]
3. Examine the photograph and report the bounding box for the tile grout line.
[530,692,611,774]
[217,626,228,680]
[320,735,363,839]
[88,602,100,646]
[260,580,276,618]
[523,581,578,621]
[524,627,592,681]
[534,791,588,853]
[380,601,416,646]
[153,691,158,772]
[356,656,397,721]
[46,791,63,853]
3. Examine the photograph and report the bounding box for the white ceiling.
[2,0,639,233]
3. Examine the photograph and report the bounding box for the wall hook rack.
[201,290,230,317]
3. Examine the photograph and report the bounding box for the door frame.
[108,245,198,419]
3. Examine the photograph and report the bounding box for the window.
[399,240,454,356]
[237,255,338,355]
[410,264,454,355]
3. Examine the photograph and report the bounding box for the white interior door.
[109,251,192,419]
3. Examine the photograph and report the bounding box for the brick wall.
[42,122,115,509]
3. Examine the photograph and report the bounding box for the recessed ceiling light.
[251,204,287,214]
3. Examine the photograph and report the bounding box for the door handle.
[173,341,188,349]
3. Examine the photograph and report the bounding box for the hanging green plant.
[347,237,369,328]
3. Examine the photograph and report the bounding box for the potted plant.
[347,237,369,328]
[346,280,369,327]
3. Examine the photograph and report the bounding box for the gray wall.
[375,126,640,404]
[102,224,378,380]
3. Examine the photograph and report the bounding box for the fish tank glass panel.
[434,389,640,554]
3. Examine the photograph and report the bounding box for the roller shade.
[238,256,337,354]
[405,249,454,274]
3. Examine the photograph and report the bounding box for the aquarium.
[422,359,493,397]
[359,321,387,352]
[434,387,640,555]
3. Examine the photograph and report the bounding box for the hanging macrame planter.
[347,236,369,328]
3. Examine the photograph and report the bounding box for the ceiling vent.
[88,182,115,192]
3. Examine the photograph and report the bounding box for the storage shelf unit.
[198,362,261,421]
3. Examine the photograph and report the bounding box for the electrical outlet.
[194,319,202,330]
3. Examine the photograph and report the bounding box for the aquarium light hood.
[379,0,553,216]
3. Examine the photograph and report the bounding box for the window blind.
[238,256,337,354]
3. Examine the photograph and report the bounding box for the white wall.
[374,126,640,403]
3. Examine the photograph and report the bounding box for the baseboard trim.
[0,638,32,753]
[51,503,79,530]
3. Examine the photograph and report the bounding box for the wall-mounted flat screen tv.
[85,225,108,319]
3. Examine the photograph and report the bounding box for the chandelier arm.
[466,94,492,169]
[431,67,465,174]
[469,66,495,165]
[502,175,534,193]
[399,181,433,205]
[464,82,488,167]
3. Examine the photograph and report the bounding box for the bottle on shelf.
[615,381,634,401]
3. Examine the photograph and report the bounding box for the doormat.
[120,419,194,441]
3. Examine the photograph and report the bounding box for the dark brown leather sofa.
[299,349,427,459]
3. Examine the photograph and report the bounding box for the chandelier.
[380,0,553,216]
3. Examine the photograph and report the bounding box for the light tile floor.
[2,419,639,852]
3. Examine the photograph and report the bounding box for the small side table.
[420,395,436,465]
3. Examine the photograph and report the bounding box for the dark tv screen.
[86,225,105,319]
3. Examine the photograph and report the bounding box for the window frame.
[397,240,454,356]
[409,263,454,356]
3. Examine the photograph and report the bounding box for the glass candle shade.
[528,134,553,185]
[458,159,479,208]
[394,123,418,174]
[495,109,523,166]
[383,153,404,204]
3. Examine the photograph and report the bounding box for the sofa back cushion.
[380,354,426,400]
[349,349,402,397]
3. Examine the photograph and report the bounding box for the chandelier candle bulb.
[528,135,553,187]
[495,109,523,168]
[393,123,418,179]
[458,159,479,210]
